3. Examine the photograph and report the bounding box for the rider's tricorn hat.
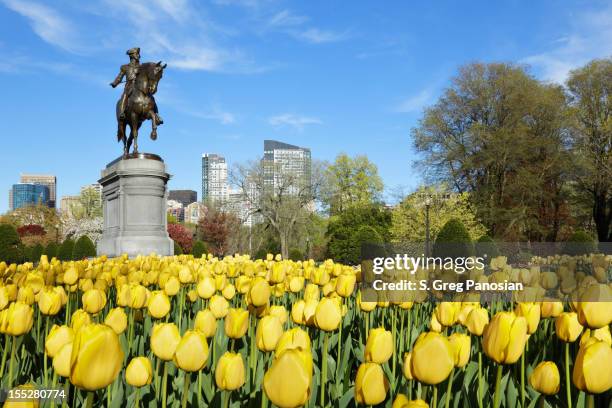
[126,47,140,56]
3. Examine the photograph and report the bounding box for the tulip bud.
[275,327,311,357]
[38,288,62,315]
[264,349,313,408]
[194,309,217,338]
[572,339,612,394]
[70,324,124,391]
[529,361,560,395]
[314,298,341,331]
[336,274,356,297]
[197,277,216,299]
[150,323,181,361]
[249,277,271,307]
[303,284,320,302]
[515,302,540,334]
[5,302,34,336]
[209,295,229,319]
[448,332,471,368]
[222,284,236,300]
[82,288,107,314]
[465,307,489,336]
[291,300,305,325]
[393,394,429,408]
[541,301,563,318]
[402,352,414,380]
[53,342,72,377]
[129,284,148,308]
[126,356,153,387]
[483,312,528,364]
[365,327,393,364]
[164,276,180,296]
[225,308,249,339]
[70,309,91,332]
[434,302,459,327]
[411,332,454,385]
[45,325,74,358]
[256,315,283,352]
[574,288,612,329]
[147,291,171,319]
[174,330,209,372]
[579,326,611,347]
[104,307,127,335]
[555,312,583,342]
[215,352,245,391]
[355,362,389,405]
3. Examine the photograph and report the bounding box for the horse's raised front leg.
[130,112,139,154]
[149,110,158,140]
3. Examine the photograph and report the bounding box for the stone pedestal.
[97,154,174,257]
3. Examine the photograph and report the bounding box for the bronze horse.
[116,61,166,156]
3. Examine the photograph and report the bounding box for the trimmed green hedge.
[0,224,23,264]
[73,236,96,260]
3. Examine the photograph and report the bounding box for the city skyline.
[2,1,612,213]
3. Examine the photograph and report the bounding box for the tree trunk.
[593,188,611,242]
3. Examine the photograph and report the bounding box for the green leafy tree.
[391,186,486,244]
[0,224,23,264]
[432,218,474,259]
[73,236,96,260]
[475,235,500,259]
[322,153,384,215]
[327,204,391,265]
[413,63,570,240]
[70,187,102,219]
[192,240,208,258]
[58,238,75,261]
[288,248,304,261]
[563,230,597,256]
[566,59,612,242]
[44,242,59,259]
[27,243,44,263]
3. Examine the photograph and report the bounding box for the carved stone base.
[97,155,174,258]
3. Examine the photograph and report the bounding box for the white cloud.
[268,113,322,131]
[521,5,612,83]
[2,0,80,52]
[295,28,349,44]
[268,9,308,27]
[395,88,434,113]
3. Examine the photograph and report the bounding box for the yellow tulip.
[434,302,459,327]
[209,295,229,319]
[5,302,33,336]
[357,291,377,312]
[314,298,341,331]
[402,352,414,380]
[45,325,74,358]
[174,330,209,372]
[194,309,217,338]
[53,342,72,377]
[411,332,454,385]
[38,288,62,315]
[580,326,611,347]
[82,288,106,314]
[430,313,442,333]
[336,274,356,297]
[197,277,216,299]
[150,323,181,361]
[264,349,313,408]
[222,284,236,300]
[3,383,40,408]
[128,284,148,308]
[69,324,124,391]
[215,352,245,391]
[365,327,393,364]
[288,276,305,293]
[354,362,389,405]
[163,276,180,296]
[515,302,540,334]
[465,307,489,336]
[529,361,560,395]
[125,356,153,387]
[275,327,311,357]
[256,315,283,352]
[303,283,320,302]
[70,309,91,332]
[291,300,305,325]
[104,307,127,334]
[482,312,528,364]
[572,339,612,394]
[225,308,249,339]
[269,305,288,325]
[393,394,429,408]
[448,332,471,368]
[147,291,171,319]
[64,266,79,285]
[575,298,612,329]
[540,301,563,318]
[249,277,271,307]
[0,286,9,310]
[555,312,583,342]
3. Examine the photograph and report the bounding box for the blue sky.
[1,0,611,213]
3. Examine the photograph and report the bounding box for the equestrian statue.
[110,47,166,157]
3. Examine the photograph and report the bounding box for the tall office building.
[201,154,229,203]
[11,183,50,209]
[60,195,80,216]
[20,174,57,208]
[8,189,13,211]
[262,140,311,194]
[169,190,197,208]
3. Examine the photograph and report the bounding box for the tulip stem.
[181,371,191,408]
[8,334,17,388]
[85,392,94,408]
[477,349,483,408]
[493,364,503,408]
[565,342,572,408]
[135,387,140,408]
[445,367,454,408]
[0,334,9,380]
[320,331,329,408]
[520,352,525,408]
[586,394,594,408]
[432,385,438,408]
[223,390,231,408]
[44,317,50,387]
[161,361,168,408]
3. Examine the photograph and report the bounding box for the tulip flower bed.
[0,253,610,408]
